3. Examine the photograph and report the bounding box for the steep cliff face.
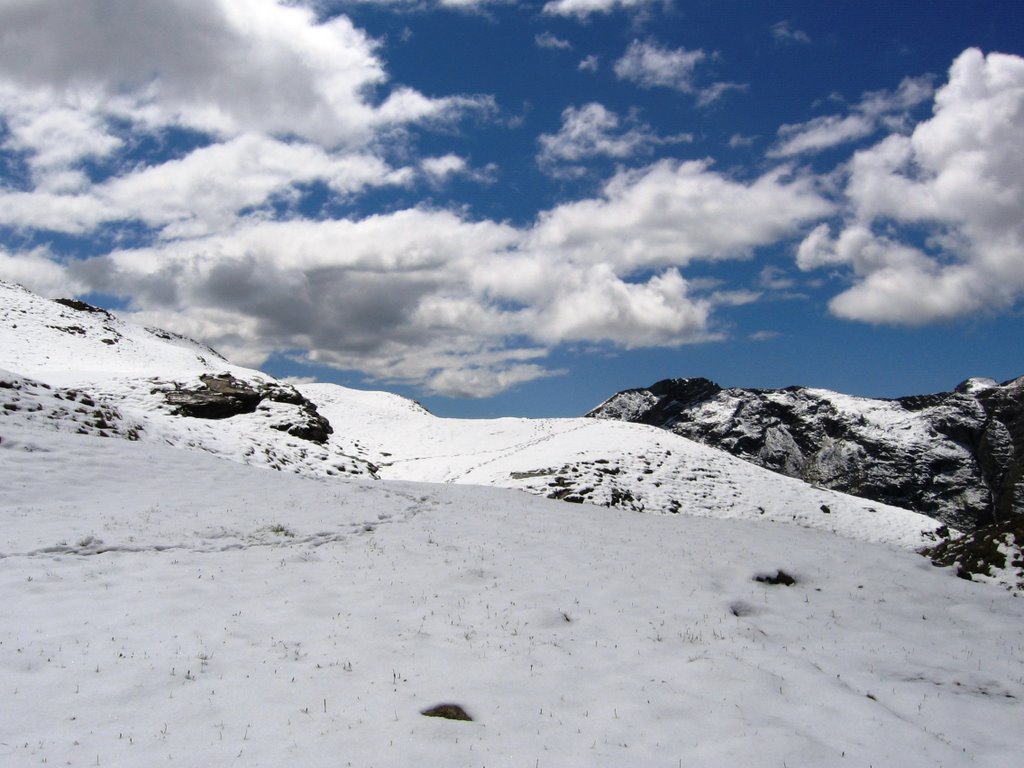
[588,376,1024,531]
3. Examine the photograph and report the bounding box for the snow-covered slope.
[2,423,1023,767]
[0,280,377,478]
[589,376,1024,531]
[4,279,1024,766]
[306,384,946,549]
[0,279,947,550]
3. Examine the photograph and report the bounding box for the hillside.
[588,376,1024,531]
[0,279,946,551]
[3,279,1024,766]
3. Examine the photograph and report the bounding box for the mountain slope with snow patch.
[0,279,947,550]
[589,376,1024,531]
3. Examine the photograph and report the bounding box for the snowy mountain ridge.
[0,279,947,551]
[588,375,1024,532]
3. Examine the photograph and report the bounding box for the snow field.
[2,427,1023,767]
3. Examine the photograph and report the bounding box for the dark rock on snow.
[164,373,333,444]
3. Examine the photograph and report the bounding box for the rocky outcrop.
[163,373,333,444]
[926,514,1024,592]
[588,376,1024,531]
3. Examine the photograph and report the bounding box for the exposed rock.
[421,703,473,721]
[754,570,797,586]
[926,514,1024,592]
[165,374,263,419]
[53,297,115,319]
[163,373,333,444]
[588,376,1024,531]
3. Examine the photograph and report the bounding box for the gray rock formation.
[587,376,1024,531]
[163,373,333,444]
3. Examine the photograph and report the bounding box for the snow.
[959,377,999,394]
[1,279,949,549]
[3,278,1024,765]
[308,384,945,548]
[2,424,1023,767]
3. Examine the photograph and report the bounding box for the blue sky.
[1,0,1022,417]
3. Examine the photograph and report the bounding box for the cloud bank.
[797,49,1024,325]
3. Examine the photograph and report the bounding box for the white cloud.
[437,0,509,7]
[535,32,572,51]
[773,114,876,158]
[0,89,122,188]
[536,102,690,176]
[0,1,493,240]
[757,265,796,291]
[424,362,559,399]
[696,81,748,107]
[771,76,933,157]
[543,0,658,18]
[529,159,833,270]
[5,156,833,398]
[0,247,84,298]
[419,154,496,185]
[614,40,705,92]
[796,49,1024,325]
[578,55,600,73]
[0,0,485,148]
[421,154,468,181]
[770,21,810,46]
[528,267,715,347]
[0,134,414,237]
[728,133,757,148]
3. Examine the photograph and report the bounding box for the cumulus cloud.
[0,1,493,239]
[4,155,831,397]
[536,103,691,176]
[578,55,600,73]
[420,154,469,182]
[0,0,488,147]
[420,154,496,185]
[0,247,84,298]
[613,39,742,105]
[535,32,573,50]
[0,90,122,188]
[543,0,658,18]
[771,75,934,157]
[529,159,832,270]
[614,40,705,92]
[0,134,414,237]
[796,49,1024,325]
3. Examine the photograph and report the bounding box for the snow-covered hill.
[1,279,946,550]
[3,421,1024,767]
[589,376,1024,531]
[3,279,1024,766]
[0,280,377,478]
